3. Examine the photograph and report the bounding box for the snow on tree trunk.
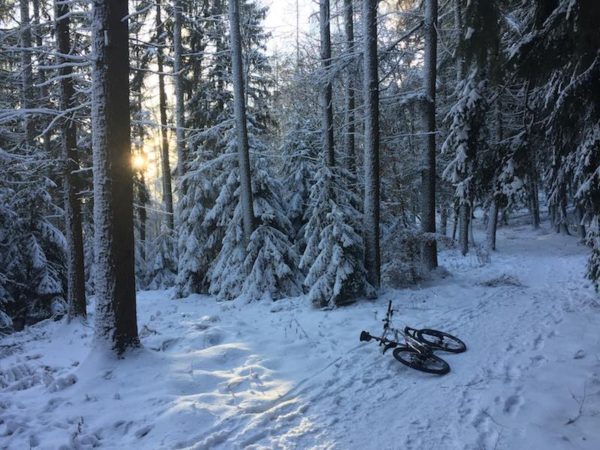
[19,0,34,146]
[420,0,438,271]
[32,0,51,155]
[91,0,139,354]
[454,0,468,256]
[173,0,186,179]
[156,0,174,231]
[343,0,356,173]
[56,0,86,320]
[362,0,381,288]
[228,0,255,248]
[320,0,335,167]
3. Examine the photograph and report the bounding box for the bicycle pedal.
[382,343,397,354]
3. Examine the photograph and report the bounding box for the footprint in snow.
[503,393,523,415]
[135,425,153,438]
[533,334,544,351]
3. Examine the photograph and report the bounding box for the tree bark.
[523,81,540,229]
[454,0,465,82]
[56,0,87,320]
[452,206,459,240]
[173,0,186,179]
[440,204,448,236]
[529,175,540,228]
[363,0,381,288]
[420,0,438,270]
[577,207,586,241]
[486,199,498,250]
[320,0,335,167]
[455,0,469,255]
[343,0,356,173]
[136,171,148,263]
[91,0,139,354]
[19,0,34,146]
[156,0,174,231]
[32,0,51,155]
[486,99,503,251]
[228,0,255,247]
[459,203,469,255]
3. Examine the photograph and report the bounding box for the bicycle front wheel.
[393,346,450,375]
[415,329,467,353]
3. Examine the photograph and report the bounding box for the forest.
[0,0,600,448]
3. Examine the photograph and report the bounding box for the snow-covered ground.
[1,221,599,450]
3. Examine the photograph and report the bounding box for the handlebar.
[360,330,372,342]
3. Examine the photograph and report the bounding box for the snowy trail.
[1,223,599,449]
[200,225,600,450]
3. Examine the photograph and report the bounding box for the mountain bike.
[359,300,466,375]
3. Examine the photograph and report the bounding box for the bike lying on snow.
[359,301,466,375]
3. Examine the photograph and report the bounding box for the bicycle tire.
[392,346,450,375]
[415,329,467,353]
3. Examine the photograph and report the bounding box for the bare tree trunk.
[56,0,87,320]
[440,204,448,236]
[420,0,438,271]
[320,0,335,167]
[19,0,34,146]
[529,175,540,228]
[452,206,459,240]
[137,171,148,262]
[486,199,498,250]
[343,0,356,173]
[91,0,139,354]
[454,0,465,82]
[459,203,469,255]
[228,0,255,247]
[469,207,475,243]
[559,193,570,235]
[523,82,540,229]
[454,0,469,255]
[486,99,503,251]
[362,0,380,288]
[173,0,186,179]
[156,0,174,231]
[577,207,586,241]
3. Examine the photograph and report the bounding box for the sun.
[132,153,147,171]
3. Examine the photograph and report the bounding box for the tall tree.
[19,0,34,145]
[454,0,469,256]
[56,0,86,319]
[343,0,356,172]
[173,0,186,179]
[362,0,381,288]
[91,0,139,353]
[420,0,438,270]
[156,0,174,230]
[319,0,334,167]
[228,0,255,247]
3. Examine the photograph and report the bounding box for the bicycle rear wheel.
[392,346,450,375]
[415,329,467,353]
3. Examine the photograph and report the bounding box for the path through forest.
[1,222,599,449]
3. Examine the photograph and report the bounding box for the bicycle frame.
[367,300,431,355]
